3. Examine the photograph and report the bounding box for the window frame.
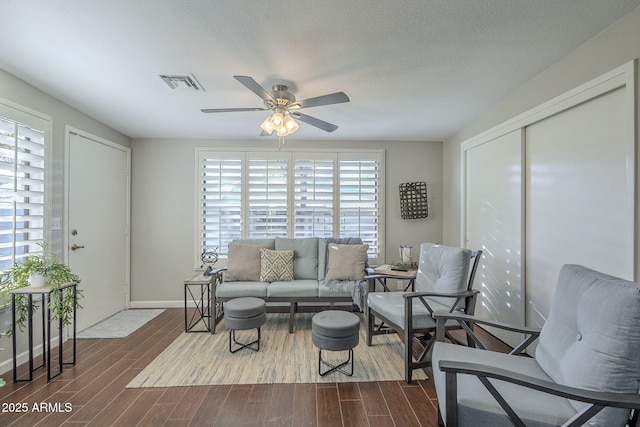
[0,99,52,307]
[195,147,385,268]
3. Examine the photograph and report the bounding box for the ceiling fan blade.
[292,112,339,132]
[233,75,275,103]
[294,92,350,109]
[201,107,268,113]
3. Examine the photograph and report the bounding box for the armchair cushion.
[367,291,450,330]
[432,342,577,427]
[535,265,640,425]
[415,243,471,308]
[432,264,640,427]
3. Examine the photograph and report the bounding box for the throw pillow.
[325,243,369,281]
[225,243,267,282]
[260,248,295,282]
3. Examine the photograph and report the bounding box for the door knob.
[71,244,85,251]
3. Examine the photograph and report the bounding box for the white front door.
[66,131,130,331]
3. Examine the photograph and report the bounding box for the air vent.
[159,74,205,91]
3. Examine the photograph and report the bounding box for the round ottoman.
[224,297,266,353]
[312,310,360,376]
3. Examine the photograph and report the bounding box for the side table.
[12,283,77,382]
[366,266,417,335]
[184,272,215,333]
[367,265,417,293]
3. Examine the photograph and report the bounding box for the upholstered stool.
[312,310,360,376]
[224,297,266,353]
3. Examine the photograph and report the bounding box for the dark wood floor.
[0,308,509,426]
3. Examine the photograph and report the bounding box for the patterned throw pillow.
[260,248,294,282]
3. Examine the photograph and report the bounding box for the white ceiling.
[1,0,639,141]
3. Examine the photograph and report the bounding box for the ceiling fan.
[201,75,349,136]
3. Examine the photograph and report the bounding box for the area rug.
[127,312,427,387]
[77,309,165,339]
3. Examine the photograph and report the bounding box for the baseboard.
[129,300,184,309]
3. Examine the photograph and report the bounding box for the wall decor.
[399,181,428,219]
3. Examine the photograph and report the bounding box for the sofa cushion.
[267,280,319,297]
[535,264,640,427]
[259,248,294,282]
[324,243,369,281]
[231,238,275,249]
[225,243,269,282]
[318,283,352,298]
[275,237,318,280]
[215,281,268,298]
[319,237,365,280]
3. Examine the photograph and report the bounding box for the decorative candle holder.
[399,245,413,265]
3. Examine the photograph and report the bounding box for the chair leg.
[437,406,444,426]
[367,310,374,346]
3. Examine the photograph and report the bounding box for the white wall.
[443,5,640,249]
[0,69,131,254]
[130,139,442,305]
[0,69,131,375]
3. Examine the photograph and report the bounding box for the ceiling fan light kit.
[202,75,349,142]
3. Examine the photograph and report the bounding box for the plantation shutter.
[196,149,384,265]
[0,107,47,271]
[247,153,288,238]
[339,154,380,259]
[199,153,242,257]
[293,153,334,238]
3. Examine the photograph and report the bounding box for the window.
[197,149,384,264]
[0,105,48,273]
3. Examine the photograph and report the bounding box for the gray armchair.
[366,242,482,383]
[431,264,640,427]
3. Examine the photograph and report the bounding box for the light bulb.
[260,117,274,134]
[283,116,299,134]
[270,112,284,127]
[276,126,288,137]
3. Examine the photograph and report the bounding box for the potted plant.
[0,242,82,336]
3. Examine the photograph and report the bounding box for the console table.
[11,283,77,382]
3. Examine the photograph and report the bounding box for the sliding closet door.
[466,129,524,346]
[525,87,633,329]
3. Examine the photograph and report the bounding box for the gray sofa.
[209,237,369,333]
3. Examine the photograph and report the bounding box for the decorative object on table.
[399,181,429,219]
[399,245,413,265]
[389,262,418,272]
[200,246,219,272]
[0,242,82,335]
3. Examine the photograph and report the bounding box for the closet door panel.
[466,129,524,346]
[525,87,631,329]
